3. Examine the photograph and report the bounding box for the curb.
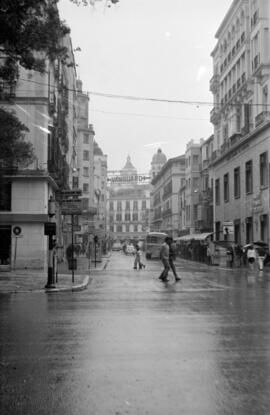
[44,275,90,293]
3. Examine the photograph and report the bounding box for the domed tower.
[121,155,137,176]
[150,148,167,179]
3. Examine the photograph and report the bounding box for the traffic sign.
[13,226,22,236]
[61,200,82,215]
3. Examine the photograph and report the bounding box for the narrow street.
[1,253,270,414]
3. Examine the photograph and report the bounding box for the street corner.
[44,275,90,293]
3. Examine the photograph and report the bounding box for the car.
[112,242,122,251]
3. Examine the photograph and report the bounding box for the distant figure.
[234,244,243,267]
[256,246,266,271]
[247,245,256,270]
[133,245,145,270]
[168,238,181,282]
[158,237,170,282]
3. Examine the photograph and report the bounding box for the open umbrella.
[253,241,268,247]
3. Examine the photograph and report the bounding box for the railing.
[255,111,270,128]
[0,81,16,100]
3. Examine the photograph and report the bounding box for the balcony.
[0,81,16,101]
[162,208,172,218]
[229,132,242,146]
[210,107,220,124]
[209,74,219,92]
[255,111,270,128]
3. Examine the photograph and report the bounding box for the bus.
[145,232,168,259]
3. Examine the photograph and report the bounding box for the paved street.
[1,252,270,414]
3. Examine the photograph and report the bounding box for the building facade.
[74,79,96,250]
[94,141,108,248]
[107,156,151,242]
[151,155,185,237]
[0,35,77,270]
[210,0,270,245]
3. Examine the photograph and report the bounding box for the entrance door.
[0,225,11,270]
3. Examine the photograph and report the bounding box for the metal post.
[45,233,55,288]
[95,239,97,268]
[13,236,18,270]
[45,196,56,289]
[71,214,75,283]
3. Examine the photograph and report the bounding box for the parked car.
[112,241,122,251]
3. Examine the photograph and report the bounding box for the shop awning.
[175,232,213,242]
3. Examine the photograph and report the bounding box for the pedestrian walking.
[158,237,170,282]
[168,238,181,282]
[247,245,256,270]
[256,246,266,271]
[133,245,145,270]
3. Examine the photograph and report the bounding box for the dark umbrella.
[253,241,268,247]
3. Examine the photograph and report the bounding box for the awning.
[175,232,213,242]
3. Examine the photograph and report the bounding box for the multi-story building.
[178,138,214,236]
[107,156,150,242]
[210,0,270,245]
[183,140,202,234]
[151,155,185,237]
[94,141,108,249]
[0,35,77,270]
[75,79,96,250]
[197,136,214,233]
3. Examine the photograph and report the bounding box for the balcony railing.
[0,81,16,100]
[255,111,270,128]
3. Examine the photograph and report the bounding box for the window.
[83,150,89,161]
[72,176,79,189]
[193,177,199,189]
[125,213,131,221]
[224,173,229,202]
[83,183,89,192]
[116,213,122,222]
[260,152,268,187]
[193,155,199,165]
[116,225,122,233]
[125,201,130,211]
[82,198,89,210]
[245,160,253,194]
[126,224,130,232]
[110,225,114,233]
[133,201,138,211]
[134,225,138,232]
[215,178,220,205]
[117,201,122,211]
[83,167,89,177]
[234,167,240,198]
[109,201,114,211]
[142,200,147,209]
[109,215,114,223]
[133,213,138,221]
[83,134,89,144]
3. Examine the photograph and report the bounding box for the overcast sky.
[58,0,232,173]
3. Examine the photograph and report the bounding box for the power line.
[17,76,270,108]
[91,108,209,121]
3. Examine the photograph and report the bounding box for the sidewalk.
[175,256,270,276]
[0,255,110,294]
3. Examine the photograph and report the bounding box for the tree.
[0,0,70,80]
[0,108,34,168]
[0,0,71,171]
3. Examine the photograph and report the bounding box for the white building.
[210,0,270,245]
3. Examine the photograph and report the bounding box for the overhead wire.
[18,76,269,109]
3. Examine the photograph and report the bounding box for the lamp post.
[45,196,56,288]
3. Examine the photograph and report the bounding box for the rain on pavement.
[1,252,270,415]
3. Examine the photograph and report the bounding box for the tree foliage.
[0,108,34,168]
[0,0,70,80]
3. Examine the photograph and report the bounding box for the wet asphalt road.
[1,253,270,415]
